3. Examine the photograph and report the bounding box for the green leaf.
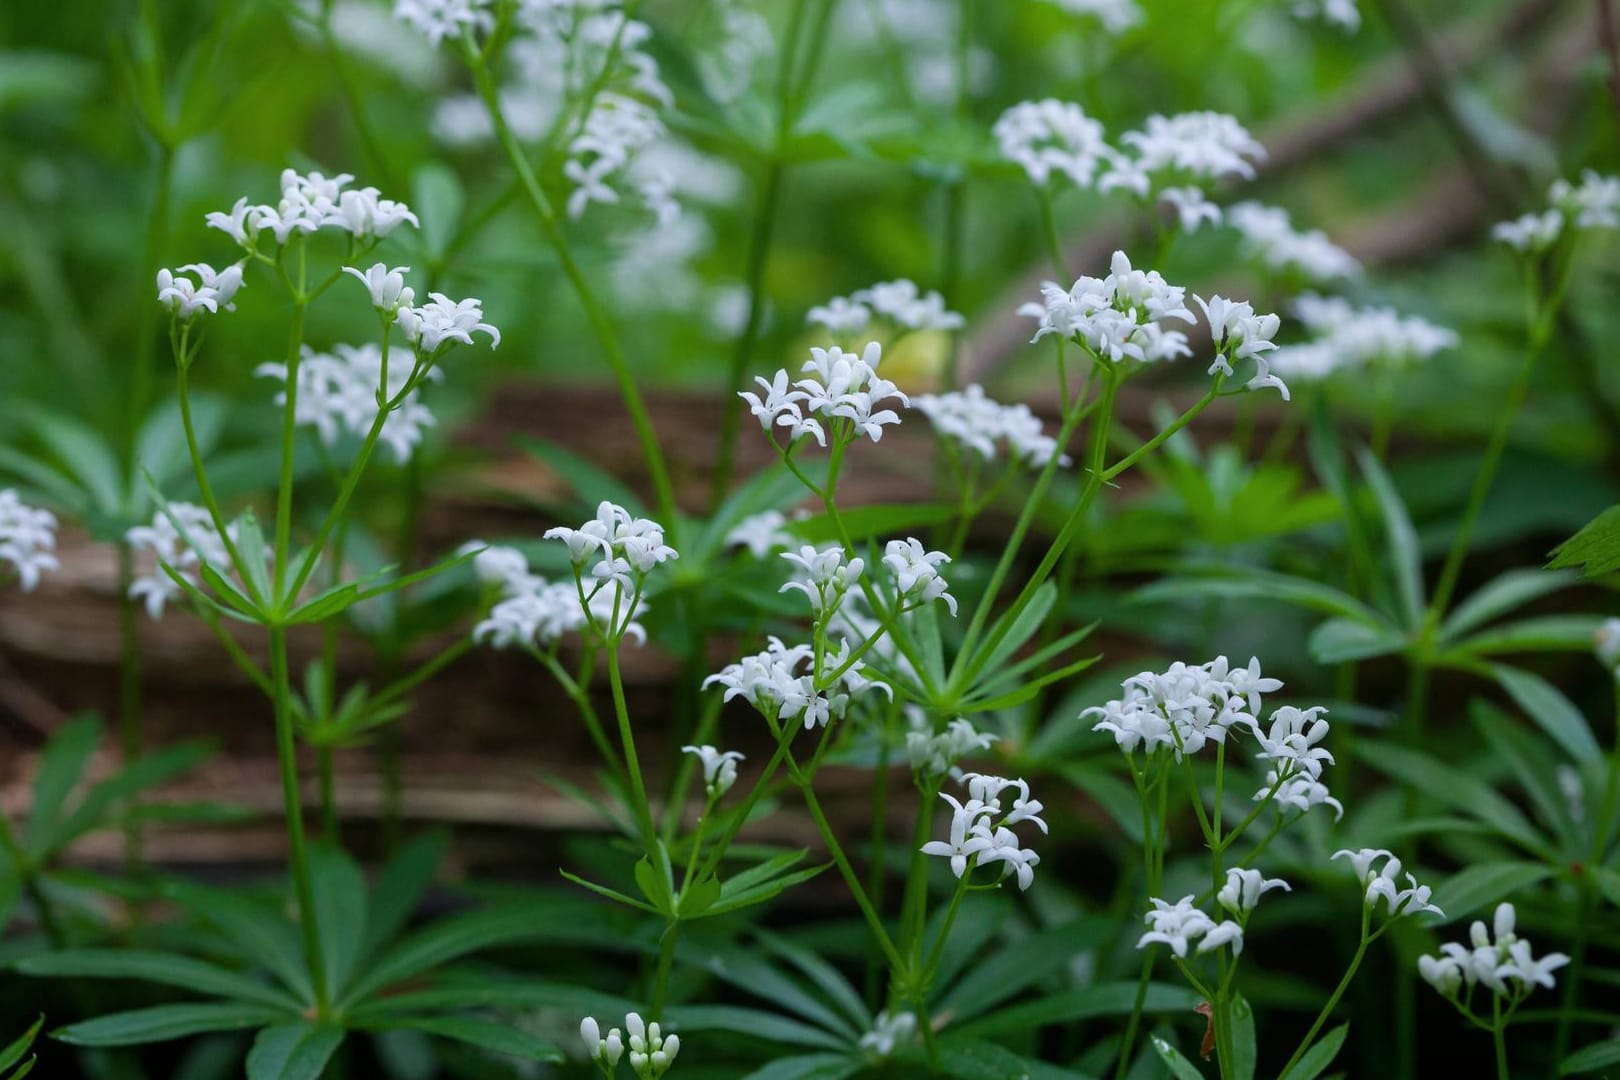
[938,918,1112,1018]
[244,1024,345,1080]
[1451,615,1608,658]
[559,870,659,914]
[1562,1038,1620,1074]
[1492,665,1601,763]
[1361,744,1549,857]
[1133,565,1386,626]
[0,1016,41,1072]
[1150,1036,1206,1080]
[1439,568,1578,642]
[17,949,300,1011]
[972,583,1056,681]
[358,1015,561,1063]
[1549,504,1620,578]
[634,851,676,916]
[309,843,367,997]
[788,503,956,545]
[1281,1022,1348,1080]
[26,715,101,855]
[676,874,722,918]
[342,905,552,1006]
[0,445,90,517]
[360,831,448,966]
[1430,862,1555,924]
[29,412,124,516]
[952,982,1198,1039]
[518,436,645,518]
[411,162,464,262]
[136,393,227,492]
[1230,994,1256,1080]
[706,854,828,917]
[49,741,213,853]
[694,943,860,1037]
[660,1005,848,1052]
[345,976,637,1023]
[53,1003,287,1046]
[758,931,870,1032]
[1357,448,1425,628]
[913,1038,1093,1080]
[164,884,313,1003]
[1472,701,1576,843]
[738,1053,860,1080]
[230,512,275,611]
[1308,617,1407,665]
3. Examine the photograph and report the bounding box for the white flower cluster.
[398,291,501,354]
[1020,251,1194,363]
[837,0,990,107]
[1419,902,1568,1000]
[723,509,798,559]
[780,545,865,619]
[207,169,418,248]
[543,502,678,642]
[1137,895,1244,958]
[704,636,890,733]
[1226,201,1361,283]
[1269,293,1458,382]
[994,104,1263,202]
[392,0,493,47]
[806,280,965,335]
[155,263,245,321]
[682,744,744,800]
[741,342,909,448]
[581,1011,679,1079]
[1086,655,1279,759]
[857,1010,918,1059]
[1217,867,1290,917]
[1293,0,1360,31]
[904,709,997,778]
[1198,294,1286,398]
[125,504,239,620]
[0,490,59,592]
[697,0,773,104]
[912,384,1070,468]
[1038,0,1143,34]
[1493,170,1620,252]
[1333,848,1442,919]
[882,538,957,616]
[256,343,440,464]
[567,93,670,220]
[921,773,1046,890]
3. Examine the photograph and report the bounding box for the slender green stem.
[272,300,309,602]
[1492,997,1510,1080]
[1035,188,1068,279]
[1113,954,1154,1080]
[270,626,328,1013]
[1278,910,1370,1078]
[176,361,258,602]
[317,745,339,841]
[466,43,676,526]
[651,920,679,1018]
[605,647,657,848]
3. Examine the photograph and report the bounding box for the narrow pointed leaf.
[164,884,312,1003]
[26,715,101,855]
[245,1023,345,1080]
[1440,568,1578,641]
[53,1003,287,1046]
[1282,1022,1349,1080]
[17,949,300,1011]
[360,831,448,965]
[0,1016,41,1071]
[1492,665,1601,763]
[358,1015,560,1062]
[1356,448,1425,628]
[309,843,367,997]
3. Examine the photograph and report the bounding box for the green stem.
[1492,998,1510,1080]
[1278,910,1370,1079]
[317,744,338,841]
[1113,953,1154,1080]
[176,360,258,603]
[116,544,144,879]
[605,647,657,849]
[466,44,676,526]
[270,626,328,1013]
[272,300,309,602]
[651,920,679,1018]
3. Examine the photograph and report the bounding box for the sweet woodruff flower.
[742,342,909,448]
[806,281,965,335]
[1551,169,1620,228]
[1217,868,1290,916]
[0,490,59,591]
[780,544,865,618]
[1226,201,1361,283]
[704,635,890,733]
[156,263,245,320]
[1114,111,1266,185]
[393,0,493,47]
[1268,293,1458,383]
[912,384,1070,469]
[125,504,239,620]
[882,538,957,615]
[1138,895,1243,958]
[920,773,1045,890]
[208,169,419,249]
[1254,705,1334,780]
[1019,251,1195,364]
[566,93,669,220]
[1419,902,1568,1000]
[1492,210,1564,253]
[1332,848,1443,919]
[682,744,744,799]
[858,1010,917,1059]
[397,292,500,353]
[463,542,532,592]
[1084,655,1278,759]
[581,1010,680,1078]
[904,710,997,777]
[1196,294,1286,398]
[993,99,1110,189]
[257,343,441,463]
[1293,0,1361,31]
[1038,0,1143,33]
[723,509,797,559]
[1160,186,1223,232]
[345,263,415,315]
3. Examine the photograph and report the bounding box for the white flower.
[1261,771,1344,820]
[205,198,254,247]
[683,744,744,800]
[1492,209,1565,253]
[344,263,416,314]
[780,544,865,618]
[704,636,886,733]
[849,280,965,332]
[398,292,500,352]
[1138,896,1241,957]
[793,342,909,443]
[1270,294,1458,382]
[1159,186,1222,232]
[905,711,997,777]
[1254,705,1333,779]
[125,504,241,619]
[921,774,1043,890]
[724,509,796,558]
[1084,655,1275,759]
[0,490,59,591]
[1117,111,1266,184]
[1549,170,1620,229]
[993,99,1109,189]
[1018,251,1195,365]
[1038,0,1142,33]
[1217,868,1290,916]
[1332,848,1442,919]
[1293,0,1360,31]
[565,94,667,220]
[807,296,873,335]
[858,1010,917,1059]
[882,538,956,616]
[1226,201,1360,282]
[624,1011,679,1078]
[392,0,493,47]
[1421,902,1568,1001]
[460,541,535,592]
[256,343,440,464]
[541,502,675,642]
[156,263,244,320]
[912,384,1070,468]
